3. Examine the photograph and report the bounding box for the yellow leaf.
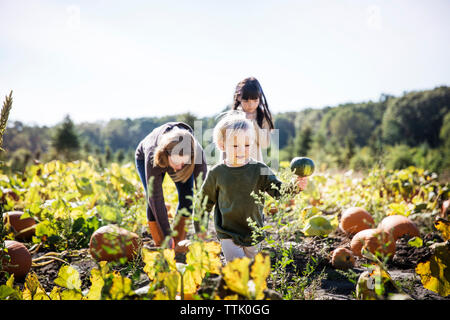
[153,289,170,300]
[142,248,178,281]
[54,265,82,290]
[434,218,450,241]
[142,248,161,280]
[162,248,177,271]
[250,253,271,300]
[87,267,105,300]
[163,271,179,300]
[184,241,222,294]
[221,294,240,300]
[388,203,410,216]
[180,272,197,295]
[22,272,50,300]
[415,242,450,297]
[6,274,14,288]
[109,272,134,300]
[222,257,251,297]
[60,289,84,300]
[49,287,61,300]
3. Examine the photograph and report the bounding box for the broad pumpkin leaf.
[0,285,20,300]
[96,205,121,223]
[250,253,271,299]
[163,248,177,271]
[142,247,178,294]
[302,215,335,236]
[73,175,94,197]
[153,289,170,300]
[434,218,450,241]
[388,202,412,216]
[142,248,163,280]
[109,272,134,300]
[0,275,20,300]
[49,286,61,300]
[54,265,82,290]
[415,242,450,297]
[162,270,179,300]
[87,266,105,300]
[183,241,222,294]
[35,220,58,238]
[60,289,84,300]
[222,257,251,297]
[22,272,50,300]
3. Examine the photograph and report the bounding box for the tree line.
[1,86,449,177]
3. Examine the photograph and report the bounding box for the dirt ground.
[9,223,449,301]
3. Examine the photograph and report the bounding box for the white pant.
[220,239,260,263]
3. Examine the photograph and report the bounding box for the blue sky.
[1,0,449,126]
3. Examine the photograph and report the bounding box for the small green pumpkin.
[290,157,315,177]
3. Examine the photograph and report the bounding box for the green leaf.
[303,215,334,236]
[96,205,121,222]
[407,237,423,248]
[73,175,94,196]
[35,220,57,237]
[413,203,427,213]
[0,285,20,300]
[72,217,86,233]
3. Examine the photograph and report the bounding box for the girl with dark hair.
[231,77,275,163]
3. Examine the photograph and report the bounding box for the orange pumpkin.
[1,240,32,279]
[2,211,36,240]
[350,228,396,258]
[268,205,278,215]
[331,247,355,270]
[89,225,140,262]
[378,215,420,241]
[339,207,375,235]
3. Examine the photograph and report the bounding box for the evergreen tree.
[116,149,125,163]
[343,134,356,161]
[51,115,80,161]
[293,126,313,156]
[176,112,198,129]
[105,145,112,163]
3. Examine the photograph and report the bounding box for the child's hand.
[296,176,308,191]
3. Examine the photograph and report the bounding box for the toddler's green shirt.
[197,160,290,246]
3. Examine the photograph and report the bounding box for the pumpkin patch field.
[0,158,449,300]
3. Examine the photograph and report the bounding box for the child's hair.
[232,77,274,130]
[154,127,196,182]
[213,111,255,150]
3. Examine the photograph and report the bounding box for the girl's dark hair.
[232,77,274,130]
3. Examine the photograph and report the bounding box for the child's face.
[239,97,259,113]
[223,130,251,166]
